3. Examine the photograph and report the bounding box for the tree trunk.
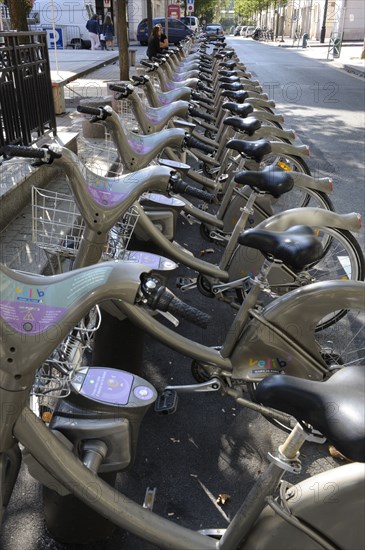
[147,0,153,36]
[7,0,29,31]
[115,0,129,81]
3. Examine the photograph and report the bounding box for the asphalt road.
[228,37,365,241]
[0,39,363,550]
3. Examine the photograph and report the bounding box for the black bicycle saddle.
[255,366,365,463]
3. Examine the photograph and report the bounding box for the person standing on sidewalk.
[86,14,100,50]
[102,13,115,51]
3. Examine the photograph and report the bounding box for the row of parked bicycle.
[0,34,364,549]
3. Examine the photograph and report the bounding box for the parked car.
[244,25,256,37]
[136,17,192,46]
[240,26,248,36]
[180,16,199,33]
[204,23,224,41]
[234,25,242,36]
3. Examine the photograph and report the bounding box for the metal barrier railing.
[0,31,57,147]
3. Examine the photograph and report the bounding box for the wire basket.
[31,306,102,407]
[103,205,140,259]
[114,90,147,133]
[32,186,85,257]
[32,186,140,261]
[77,133,123,177]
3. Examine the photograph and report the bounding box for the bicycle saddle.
[223,116,262,136]
[234,167,294,197]
[238,225,323,272]
[255,366,365,463]
[226,138,272,163]
[222,95,253,110]
[219,60,236,69]
[220,82,246,92]
[219,75,241,83]
[218,70,239,77]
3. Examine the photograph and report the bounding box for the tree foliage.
[1,0,34,30]
[234,0,287,23]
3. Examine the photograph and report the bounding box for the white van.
[180,16,200,34]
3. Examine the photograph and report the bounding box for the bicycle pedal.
[143,487,157,511]
[155,390,178,415]
[176,276,196,289]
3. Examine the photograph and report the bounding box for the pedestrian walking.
[86,14,100,50]
[102,13,115,51]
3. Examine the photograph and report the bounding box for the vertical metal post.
[320,0,329,43]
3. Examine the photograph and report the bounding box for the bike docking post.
[42,367,157,543]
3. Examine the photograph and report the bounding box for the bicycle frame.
[1,262,364,549]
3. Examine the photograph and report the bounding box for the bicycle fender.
[241,463,365,550]
[253,127,296,142]
[251,111,285,124]
[289,173,333,193]
[246,97,276,109]
[269,141,310,158]
[231,280,365,381]
[256,208,362,233]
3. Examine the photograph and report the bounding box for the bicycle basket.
[32,186,85,258]
[31,306,102,405]
[103,205,140,259]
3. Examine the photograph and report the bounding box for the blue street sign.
[43,27,64,49]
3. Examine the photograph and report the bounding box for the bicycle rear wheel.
[271,188,334,215]
[249,301,365,433]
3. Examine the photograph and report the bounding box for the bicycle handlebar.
[76,105,111,120]
[131,75,146,85]
[159,291,210,329]
[188,106,215,123]
[1,144,61,163]
[170,177,214,203]
[140,274,210,328]
[109,83,133,95]
[185,135,216,155]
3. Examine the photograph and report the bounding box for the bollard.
[302,33,308,48]
[79,97,112,138]
[333,38,341,58]
[129,48,137,66]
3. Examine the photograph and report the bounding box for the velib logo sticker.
[250,356,290,374]
[15,286,45,303]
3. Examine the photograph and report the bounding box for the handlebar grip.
[108,83,127,92]
[189,107,215,123]
[190,91,214,105]
[1,145,49,159]
[197,82,213,95]
[131,75,145,84]
[185,135,216,155]
[198,73,213,84]
[171,178,214,203]
[77,105,103,115]
[156,288,210,329]
[182,184,215,203]
[140,59,152,67]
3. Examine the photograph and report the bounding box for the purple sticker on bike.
[87,184,127,207]
[0,300,66,334]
